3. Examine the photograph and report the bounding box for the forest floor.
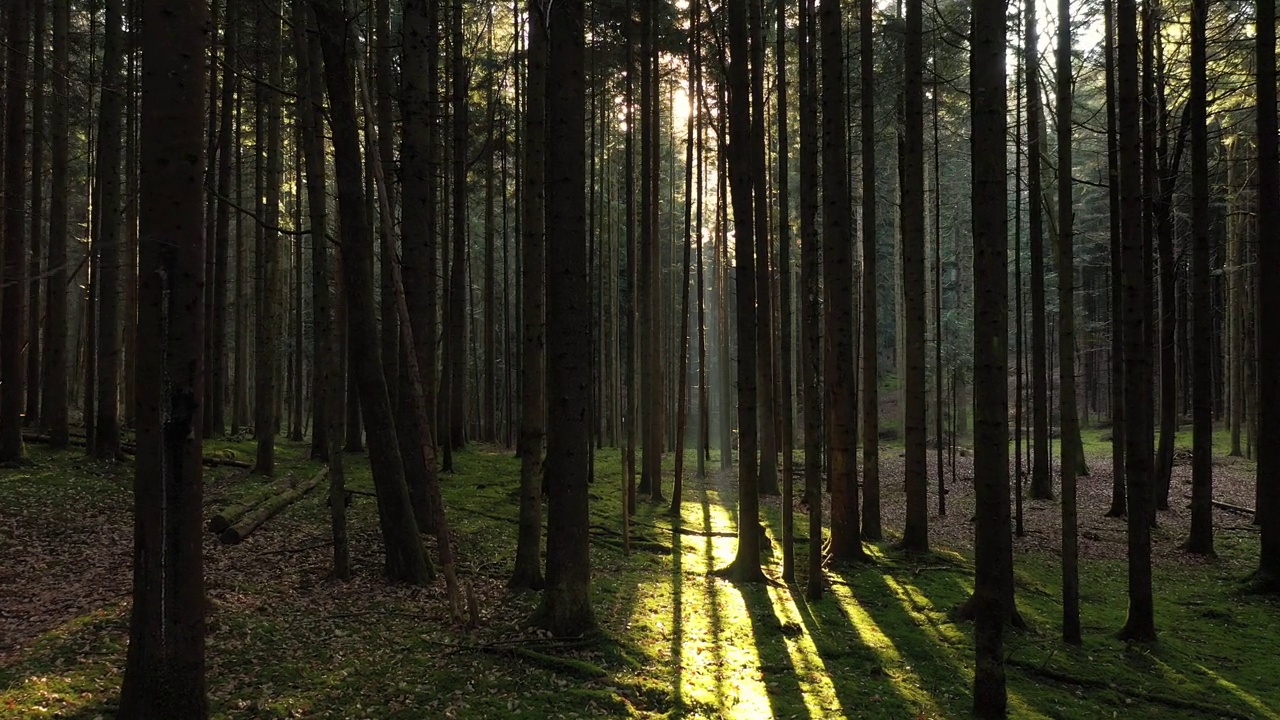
[1,428,1278,719]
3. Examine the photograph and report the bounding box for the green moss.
[2,441,1278,719]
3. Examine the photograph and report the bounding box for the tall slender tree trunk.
[1104,0,1126,518]
[1027,0,1051,500]
[1254,0,1280,584]
[1057,0,1081,645]
[116,0,210,711]
[1116,0,1156,642]
[0,0,30,461]
[750,0,779,498]
[447,0,468,452]
[255,0,283,474]
[41,0,69,448]
[26,0,46,427]
[775,0,795,580]
[822,0,863,564]
[314,0,432,585]
[721,0,765,583]
[91,0,125,459]
[535,0,596,636]
[900,0,929,551]
[511,0,546,591]
[1183,0,1213,555]
[970,0,1011,708]
[859,0,880,541]
[798,0,823,598]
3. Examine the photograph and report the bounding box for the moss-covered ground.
[1,437,1277,719]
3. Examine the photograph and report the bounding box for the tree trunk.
[26,0,46,428]
[535,0,596,636]
[970,0,1011,709]
[116,0,210,711]
[1183,0,1213,556]
[1,0,31,462]
[511,0,545,591]
[255,0,283,475]
[821,0,863,564]
[750,0,779,499]
[1056,0,1081,645]
[446,0,468,452]
[1104,0,1126,518]
[313,0,432,585]
[1255,0,1280,584]
[900,0,928,551]
[41,0,70,448]
[798,0,823,598]
[720,0,765,584]
[1116,0,1156,642]
[1027,0,1051,500]
[92,0,126,459]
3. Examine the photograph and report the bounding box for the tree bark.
[720,0,765,584]
[970,0,1012,708]
[900,0,929,551]
[511,0,546,591]
[535,0,596,636]
[1057,0,1081,645]
[1027,0,1052,501]
[116,0,210,711]
[41,0,69,448]
[1116,0,1156,641]
[313,0,432,585]
[1183,0,1213,556]
[1255,0,1280,584]
[822,0,863,564]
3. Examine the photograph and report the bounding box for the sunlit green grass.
[1,441,1278,718]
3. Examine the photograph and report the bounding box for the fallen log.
[219,468,326,545]
[1184,495,1255,516]
[208,478,296,533]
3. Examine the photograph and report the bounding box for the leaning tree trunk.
[313,0,432,585]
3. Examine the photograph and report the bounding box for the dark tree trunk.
[750,0,779,499]
[255,0,283,475]
[510,0,545,591]
[1056,0,1081,645]
[91,0,125,459]
[313,0,432,585]
[41,0,69,448]
[1,0,31,461]
[534,0,595,636]
[1027,0,1051,501]
[116,0,210,712]
[798,0,823,599]
[1104,0,1127,518]
[1116,0,1156,641]
[208,0,235,439]
[720,0,765,584]
[775,0,795,581]
[294,0,326,455]
[1255,0,1280,585]
[822,0,863,564]
[900,0,929,551]
[446,0,468,452]
[860,0,880,542]
[970,0,1011,710]
[26,0,45,427]
[1184,0,1213,556]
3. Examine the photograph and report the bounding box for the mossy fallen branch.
[208,478,297,533]
[218,467,326,544]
